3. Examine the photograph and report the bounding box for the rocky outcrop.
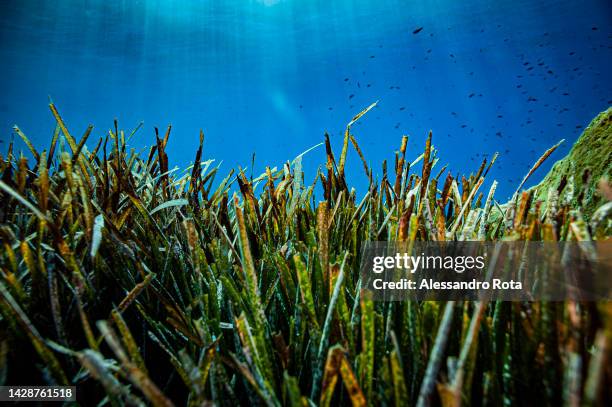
[530,107,611,218]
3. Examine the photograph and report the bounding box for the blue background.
[0,0,610,199]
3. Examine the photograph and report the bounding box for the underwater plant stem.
[311,252,348,400]
[513,138,564,200]
[416,301,456,407]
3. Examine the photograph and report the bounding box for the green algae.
[531,106,612,218]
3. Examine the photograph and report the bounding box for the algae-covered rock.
[531,106,611,218]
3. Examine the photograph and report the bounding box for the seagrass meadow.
[0,103,610,407]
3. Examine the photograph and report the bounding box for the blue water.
[0,0,610,199]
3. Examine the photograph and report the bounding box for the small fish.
[349,94,354,99]
[412,27,424,34]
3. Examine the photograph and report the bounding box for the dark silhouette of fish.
[413,27,424,34]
